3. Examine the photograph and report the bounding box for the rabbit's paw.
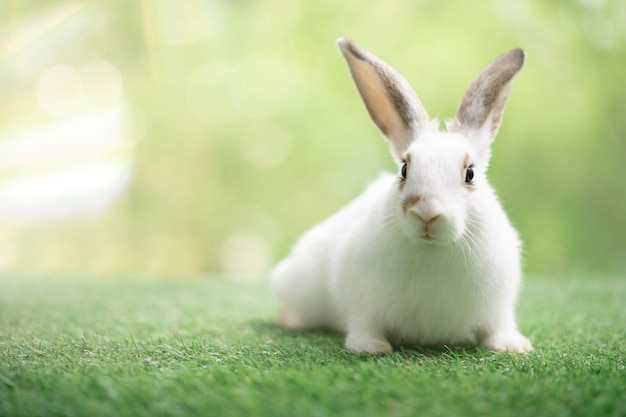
[480,330,534,353]
[276,308,310,330]
[345,334,393,355]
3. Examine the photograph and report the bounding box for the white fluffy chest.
[378,270,483,345]
[336,246,491,346]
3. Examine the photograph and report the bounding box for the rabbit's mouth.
[417,225,460,245]
[419,220,439,241]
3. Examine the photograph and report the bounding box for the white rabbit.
[270,37,533,354]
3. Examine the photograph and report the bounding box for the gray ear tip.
[336,37,349,46]
[336,37,351,52]
[510,48,526,66]
[336,37,365,60]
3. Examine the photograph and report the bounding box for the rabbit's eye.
[401,162,407,180]
[465,165,474,184]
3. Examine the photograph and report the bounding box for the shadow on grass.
[249,319,492,362]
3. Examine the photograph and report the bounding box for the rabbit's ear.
[449,49,525,158]
[337,37,429,160]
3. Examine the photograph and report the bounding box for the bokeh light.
[0,104,138,219]
[230,57,297,119]
[80,60,124,105]
[239,122,292,171]
[36,65,83,116]
[220,230,272,282]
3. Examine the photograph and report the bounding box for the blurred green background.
[1,0,624,278]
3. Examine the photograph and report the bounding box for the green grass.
[1,276,625,417]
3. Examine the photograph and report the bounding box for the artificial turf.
[1,275,624,417]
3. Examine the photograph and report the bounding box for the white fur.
[271,39,533,354]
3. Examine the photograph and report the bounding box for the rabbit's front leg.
[475,327,533,353]
[344,318,392,355]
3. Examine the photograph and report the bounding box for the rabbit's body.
[271,39,533,354]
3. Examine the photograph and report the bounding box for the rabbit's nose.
[410,196,444,224]
[416,213,441,225]
[402,194,443,225]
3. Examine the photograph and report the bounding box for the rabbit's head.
[337,38,525,245]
